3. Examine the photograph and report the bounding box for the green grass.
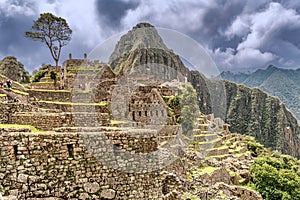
[39,100,107,106]
[197,123,209,126]
[194,133,218,137]
[234,151,251,158]
[31,81,54,84]
[10,88,29,96]
[29,89,71,93]
[0,124,43,132]
[198,166,220,175]
[207,144,228,151]
[73,90,91,94]
[198,137,221,145]
[205,154,229,159]
[0,94,6,97]
[110,120,128,125]
[183,193,200,200]
[68,66,101,71]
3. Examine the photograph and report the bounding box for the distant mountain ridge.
[220,65,300,121]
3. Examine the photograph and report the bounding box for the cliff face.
[110,23,300,158]
[225,81,300,157]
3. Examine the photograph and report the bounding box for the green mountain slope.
[220,65,300,121]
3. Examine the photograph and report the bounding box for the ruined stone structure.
[129,88,169,125]
[0,23,269,199]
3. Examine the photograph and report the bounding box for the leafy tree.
[31,64,49,82]
[250,155,300,200]
[25,13,72,67]
[179,83,199,135]
[50,70,57,89]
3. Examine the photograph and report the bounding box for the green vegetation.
[0,94,6,97]
[110,120,128,125]
[67,66,101,71]
[183,193,200,200]
[179,83,199,133]
[221,66,300,121]
[243,136,264,157]
[50,70,57,89]
[198,166,220,175]
[0,124,43,132]
[73,90,91,94]
[9,88,29,96]
[249,154,300,200]
[163,95,180,120]
[29,89,70,93]
[31,64,49,82]
[38,100,107,106]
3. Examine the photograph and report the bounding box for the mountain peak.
[266,64,278,70]
[109,23,168,65]
[133,22,154,29]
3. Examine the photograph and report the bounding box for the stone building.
[129,87,170,126]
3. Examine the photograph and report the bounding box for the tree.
[25,13,72,67]
[50,70,57,89]
[179,83,200,135]
[250,155,300,200]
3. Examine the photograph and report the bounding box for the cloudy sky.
[1,0,300,73]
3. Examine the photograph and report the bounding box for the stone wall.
[0,103,38,124]
[9,112,110,131]
[37,102,109,113]
[28,90,71,102]
[0,129,181,199]
[10,112,62,131]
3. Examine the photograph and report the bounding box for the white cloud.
[212,47,276,71]
[121,0,213,32]
[0,0,36,17]
[238,3,300,50]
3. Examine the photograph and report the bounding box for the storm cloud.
[1,0,300,73]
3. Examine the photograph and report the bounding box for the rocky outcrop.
[110,23,300,158]
[0,56,30,83]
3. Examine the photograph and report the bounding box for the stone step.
[37,101,108,113]
[204,154,231,161]
[193,133,219,142]
[205,146,229,156]
[53,126,103,132]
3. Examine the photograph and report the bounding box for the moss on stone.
[0,124,43,132]
[38,100,107,106]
